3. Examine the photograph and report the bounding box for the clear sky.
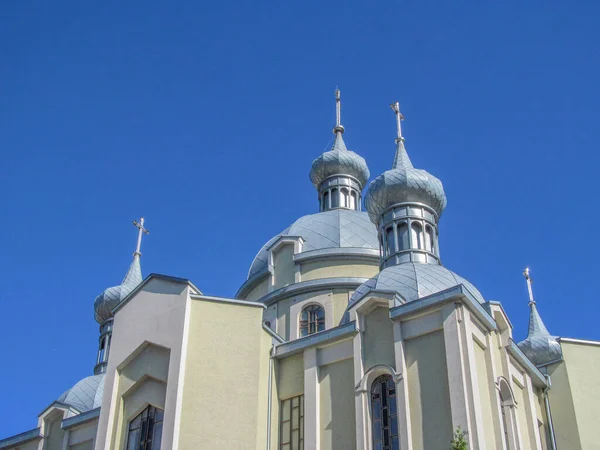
[1,0,598,437]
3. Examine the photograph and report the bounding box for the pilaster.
[304,348,320,450]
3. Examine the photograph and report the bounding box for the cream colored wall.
[178,299,270,450]
[245,277,270,302]
[319,358,356,450]
[273,244,295,289]
[67,419,98,450]
[405,330,452,450]
[69,442,94,450]
[473,340,498,450]
[363,306,395,370]
[561,341,600,449]
[331,289,350,325]
[278,354,304,399]
[546,360,581,450]
[12,441,42,450]
[43,415,65,450]
[300,260,378,282]
[94,278,189,450]
[513,381,532,450]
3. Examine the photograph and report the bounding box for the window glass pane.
[282,421,291,440]
[282,400,291,420]
[331,189,339,208]
[397,223,409,250]
[386,227,395,256]
[127,429,140,450]
[152,421,163,450]
[292,430,299,450]
[411,223,423,249]
[350,191,357,210]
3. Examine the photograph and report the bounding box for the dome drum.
[377,202,441,269]
[319,175,363,212]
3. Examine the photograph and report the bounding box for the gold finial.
[333,87,345,134]
[390,101,405,143]
[523,267,535,305]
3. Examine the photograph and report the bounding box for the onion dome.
[309,89,370,191]
[57,373,105,412]
[517,268,562,366]
[365,136,446,224]
[93,255,143,323]
[309,131,370,190]
[340,263,484,324]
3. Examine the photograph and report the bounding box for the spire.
[333,88,345,134]
[523,267,551,337]
[390,101,413,170]
[518,267,562,366]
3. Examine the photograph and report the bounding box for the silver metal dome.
[248,209,379,279]
[341,262,484,323]
[309,131,370,190]
[57,373,105,412]
[365,139,446,223]
[518,303,562,367]
[94,256,143,323]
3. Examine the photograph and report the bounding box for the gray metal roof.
[57,373,105,413]
[517,303,562,366]
[342,262,484,323]
[248,209,379,279]
[365,139,447,223]
[309,131,370,189]
[94,255,143,323]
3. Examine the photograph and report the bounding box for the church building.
[2,92,599,450]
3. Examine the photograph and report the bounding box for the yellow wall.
[273,244,295,289]
[301,260,378,282]
[319,359,356,450]
[405,330,452,450]
[276,297,294,341]
[473,340,498,450]
[245,277,270,302]
[547,360,581,450]
[363,307,395,370]
[69,442,94,450]
[178,299,270,450]
[278,354,304,399]
[553,341,600,450]
[43,417,65,450]
[331,290,350,326]
[14,440,41,450]
[513,382,532,450]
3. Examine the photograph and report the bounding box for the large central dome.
[247,209,379,278]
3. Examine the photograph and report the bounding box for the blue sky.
[1,0,599,437]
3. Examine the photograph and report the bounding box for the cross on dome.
[333,88,345,134]
[390,101,405,143]
[133,217,150,256]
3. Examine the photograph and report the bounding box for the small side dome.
[57,373,105,412]
[365,139,446,224]
[309,132,370,190]
[518,302,562,366]
[94,256,142,323]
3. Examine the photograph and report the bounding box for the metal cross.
[133,217,150,256]
[333,88,345,133]
[390,101,405,142]
[523,267,535,304]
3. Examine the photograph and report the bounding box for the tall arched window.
[300,305,325,337]
[371,375,399,450]
[350,191,357,210]
[397,222,409,251]
[127,405,163,450]
[411,222,423,250]
[331,188,339,208]
[498,378,515,450]
[323,191,329,211]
